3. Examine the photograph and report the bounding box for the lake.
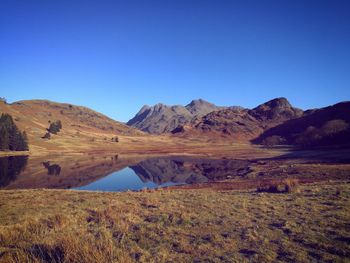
[0,154,252,191]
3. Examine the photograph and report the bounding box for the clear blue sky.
[1,0,349,122]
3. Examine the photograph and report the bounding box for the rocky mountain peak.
[127,99,223,134]
[185,99,220,116]
[249,97,302,121]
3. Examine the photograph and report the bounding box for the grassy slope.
[0,99,144,155]
[0,100,286,157]
[0,182,349,262]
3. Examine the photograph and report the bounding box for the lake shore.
[1,147,350,262]
[0,180,349,262]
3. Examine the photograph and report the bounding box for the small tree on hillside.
[0,126,9,150]
[47,120,62,134]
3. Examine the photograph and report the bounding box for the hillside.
[253,101,350,147]
[0,99,143,154]
[173,98,303,141]
[127,99,224,134]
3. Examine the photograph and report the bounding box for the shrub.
[284,178,299,193]
[257,178,299,193]
[111,136,119,142]
[47,120,62,134]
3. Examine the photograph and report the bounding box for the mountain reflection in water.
[130,157,251,185]
[0,155,252,191]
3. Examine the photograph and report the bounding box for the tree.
[0,126,9,150]
[18,131,29,151]
[0,113,29,151]
[47,120,62,134]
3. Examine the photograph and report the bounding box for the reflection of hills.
[130,157,251,185]
[0,156,28,187]
[2,154,142,189]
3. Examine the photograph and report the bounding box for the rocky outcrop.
[127,99,224,134]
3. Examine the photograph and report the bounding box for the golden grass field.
[0,181,349,263]
[1,99,350,262]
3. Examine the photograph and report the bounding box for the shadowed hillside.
[253,101,350,147]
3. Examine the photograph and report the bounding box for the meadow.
[0,181,349,262]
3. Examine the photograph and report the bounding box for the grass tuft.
[257,178,299,193]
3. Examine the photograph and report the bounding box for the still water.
[0,155,252,192]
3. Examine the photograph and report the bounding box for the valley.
[0,97,349,263]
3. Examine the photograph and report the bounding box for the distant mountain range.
[1,97,349,152]
[127,97,302,136]
[129,97,350,148]
[176,97,303,140]
[127,99,227,134]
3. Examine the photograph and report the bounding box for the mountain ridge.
[172,98,350,147]
[174,97,302,140]
[127,99,225,134]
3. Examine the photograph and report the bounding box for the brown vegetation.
[257,178,299,193]
[0,181,349,262]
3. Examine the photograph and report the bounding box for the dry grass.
[0,181,350,262]
[257,178,300,193]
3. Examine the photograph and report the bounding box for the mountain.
[127,99,224,134]
[248,97,303,124]
[253,101,350,147]
[130,157,251,185]
[172,98,304,141]
[186,99,222,116]
[0,99,142,154]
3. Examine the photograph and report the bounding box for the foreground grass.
[0,182,350,263]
